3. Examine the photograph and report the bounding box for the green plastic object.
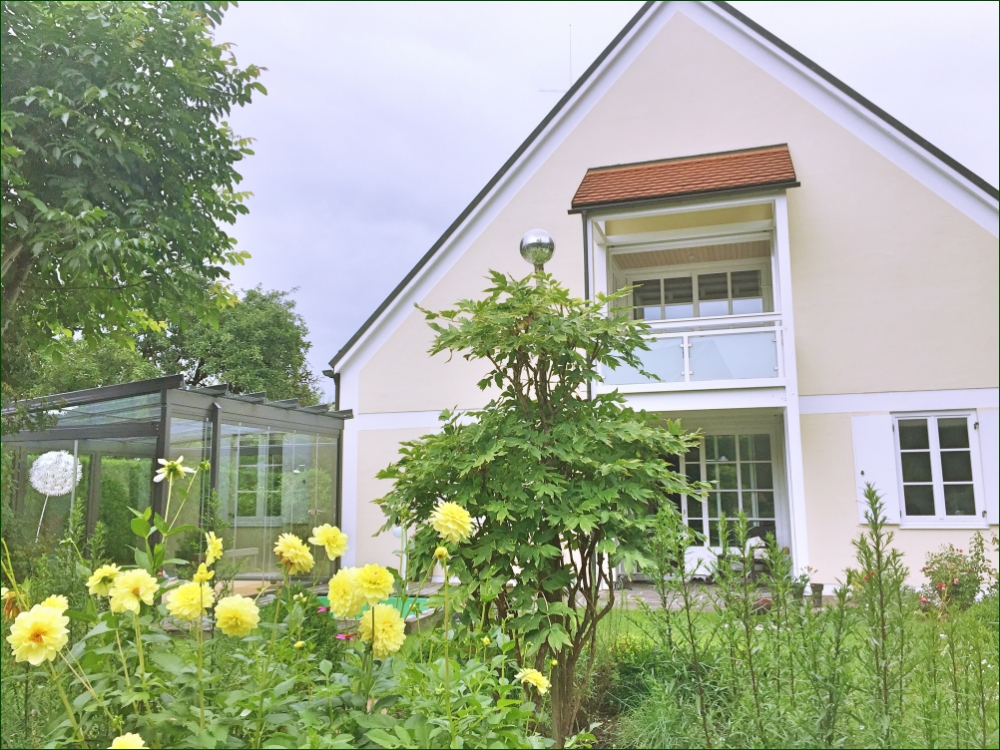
[316,595,428,618]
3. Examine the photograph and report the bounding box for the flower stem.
[132,611,150,712]
[196,615,206,730]
[45,661,84,744]
[254,572,286,748]
[443,560,454,747]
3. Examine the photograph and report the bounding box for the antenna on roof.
[540,24,572,94]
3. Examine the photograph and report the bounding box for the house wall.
[341,6,998,575]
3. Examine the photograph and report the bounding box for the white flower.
[29,451,82,497]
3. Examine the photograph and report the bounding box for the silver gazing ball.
[519,228,555,270]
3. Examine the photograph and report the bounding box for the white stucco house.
[326,1,999,588]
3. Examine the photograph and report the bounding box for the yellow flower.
[215,595,260,637]
[39,594,69,613]
[87,564,120,597]
[294,640,305,649]
[551,659,559,667]
[328,567,365,618]
[6,604,69,665]
[354,564,394,605]
[109,569,159,614]
[482,636,491,646]
[357,603,406,658]
[154,456,195,483]
[309,524,349,561]
[193,563,215,583]
[515,667,550,695]
[429,501,473,545]
[109,732,147,749]
[273,533,314,575]
[433,546,450,562]
[166,581,214,622]
[205,531,223,566]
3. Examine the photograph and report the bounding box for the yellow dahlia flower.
[109,569,159,614]
[433,546,450,562]
[39,594,69,613]
[429,501,473,545]
[166,581,215,622]
[109,732,147,748]
[515,667,550,695]
[354,564,394,605]
[309,524,349,561]
[193,563,215,583]
[274,533,314,575]
[328,567,365,618]
[205,531,224,566]
[6,604,69,665]
[357,603,406,658]
[87,564,120,596]
[214,595,260,637]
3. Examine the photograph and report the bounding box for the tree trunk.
[549,656,578,748]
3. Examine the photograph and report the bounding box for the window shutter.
[978,409,999,525]
[851,415,901,524]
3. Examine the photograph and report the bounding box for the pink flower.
[335,633,356,641]
[937,582,945,590]
[919,596,928,603]
[317,606,329,614]
[953,578,960,585]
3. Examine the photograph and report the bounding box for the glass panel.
[698,273,728,300]
[903,484,935,515]
[944,485,975,516]
[738,434,771,461]
[755,492,774,518]
[900,452,932,483]
[741,463,773,490]
[748,520,776,538]
[898,419,929,450]
[940,451,973,482]
[48,393,161,429]
[716,436,735,461]
[705,436,717,462]
[719,492,738,516]
[662,277,694,319]
[707,495,719,518]
[716,464,737,489]
[731,270,762,298]
[688,519,704,537]
[689,332,778,381]
[687,495,704,517]
[603,338,685,385]
[684,446,701,482]
[732,297,764,315]
[938,418,970,449]
[98,457,153,566]
[699,300,729,317]
[632,279,662,320]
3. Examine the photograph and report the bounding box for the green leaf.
[130,516,151,538]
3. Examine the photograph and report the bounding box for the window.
[630,265,770,321]
[666,432,778,546]
[235,432,284,524]
[896,414,982,523]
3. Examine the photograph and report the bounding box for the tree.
[377,272,704,746]
[1,1,264,395]
[140,286,321,404]
[35,337,161,396]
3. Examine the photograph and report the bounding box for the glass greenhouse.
[1,376,349,578]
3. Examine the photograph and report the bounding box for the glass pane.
[741,463,773,490]
[685,459,701,483]
[707,495,719,518]
[903,484,935,515]
[98,457,152,566]
[755,492,775,518]
[688,519,704,538]
[938,418,970,449]
[667,494,682,514]
[717,465,737,489]
[898,419,929,450]
[731,270,762,298]
[940,451,973,482]
[603,337,685,385]
[716,436,736,462]
[704,436,717,462]
[689,332,778,381]
[663,277,694,319]
[709,522,720,546]
[901,452,932,483]
[699,300,729,317]
[633,279,661,320]
[944,485,975,516]
[687,495,704,517]
[731,297,764,315]
[738,434,771,461]
[748,520,776,538]
[720,492,738,516]
[698,273,728,300]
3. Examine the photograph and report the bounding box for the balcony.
[602,312,783,389]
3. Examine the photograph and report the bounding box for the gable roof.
[330,0,998,369]
[570,144,798,211]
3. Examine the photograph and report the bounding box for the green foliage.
[139,286,321,404]
[1,0,263,394]
[378,271,705,745]
[920,532,999,612]
[33,338,161,396]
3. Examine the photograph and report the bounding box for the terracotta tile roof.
[571,144,798,210]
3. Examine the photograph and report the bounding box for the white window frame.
[893,411,988,529]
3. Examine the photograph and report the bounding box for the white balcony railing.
[603,312,783,387]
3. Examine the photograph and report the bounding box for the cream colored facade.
[331,2,999,587]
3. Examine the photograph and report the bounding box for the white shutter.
[851,415,901,524]
[978,409,999,525]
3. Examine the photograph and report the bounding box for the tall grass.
[610,488,1000,749]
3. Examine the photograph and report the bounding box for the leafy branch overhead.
[379,271,707,745]
[1,1,265,353]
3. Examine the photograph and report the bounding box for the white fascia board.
[690,2,999,236]
[799,388,1000,415]
[617,386,787,412]
[332,2,684,378]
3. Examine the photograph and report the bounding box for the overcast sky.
[217,1,1000,401]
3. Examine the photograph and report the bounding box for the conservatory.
[1,375,350,578]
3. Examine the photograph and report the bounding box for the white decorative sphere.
[29,451,83,497]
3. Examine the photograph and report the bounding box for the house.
[326,1,999,588]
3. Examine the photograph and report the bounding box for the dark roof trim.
[712,1,999,200]
[568,179,800,215]
[1,375,185,416]
[328,2,658,368]
[330,0,998,370]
